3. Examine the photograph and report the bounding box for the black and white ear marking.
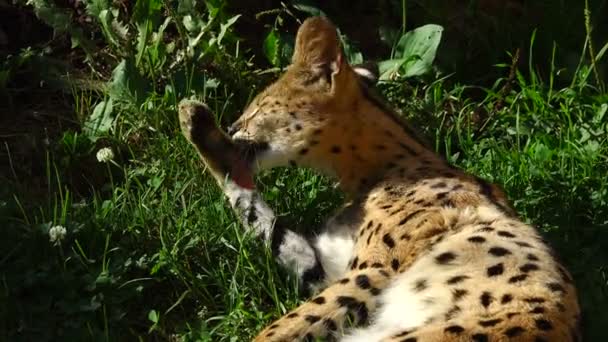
[353,62,379,86]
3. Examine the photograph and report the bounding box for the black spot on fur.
[445,305,461,320]
[436,192,449,200]
[339,278,350,284]
[371,262,384,268]
[391,259,400,271]
[472,333,489,342]
[312,297,326,304]
[398,142,418,156]
[288,160,297,167]
[382,234,396,248]
[358,262,368,270]
[431,182,447,189]
[501,294,513,303]
[489,246,512,257]
[515,241,533,248]
[505,326,526,337]
[400,233,412,240]
[520,263,540,273]
[246,205,258,225]
[413,279,427,292]
[394,330,413,338]
[370,287,382,296]
[480,292,494,308]
[445,325,465,334]
[478,226,495,232]
[337,296,369,324]
[401,338,417,342]
[497,230,516,238]
[336,296,357,307]
[558,267,574,283]
[535,319,553,331]
[475,176,513,215]
[487,263,504,277]
[355,274,371,289]
[323,318,337,331]
[479,318,502,327]
[468,236,486,243]
[530,307,545,314]
[435,252,456,265]
[305,315,321,324]
[527,253,540,261]
[294,123,302,130]
[547,282,565,293]
[299,148,309,155]
[524,297,546,304]
[386,162,398,169]
[331,145,341,154]
[508,274,528,283]
[507,312,520,319]
[535,337,548,342]
[452,288,468,301]
[350,256,359,270]
[447,275,470,285]
[287,312,298,319]
[398,209,425,225]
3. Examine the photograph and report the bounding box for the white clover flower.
[49,225,67,244]
[96,147,114,163]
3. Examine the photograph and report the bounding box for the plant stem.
[584,0,603,89]
[402,0,407,35]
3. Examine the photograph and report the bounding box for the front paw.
[178,99,217,144]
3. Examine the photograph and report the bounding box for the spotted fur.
[178,17,581,342]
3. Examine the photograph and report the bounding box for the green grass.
[2,2,608,341]
[3,60,608,341]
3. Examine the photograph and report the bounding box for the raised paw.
[177,99,255,189]
[178,99,220,146]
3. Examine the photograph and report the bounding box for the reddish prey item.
[230,157,255,189]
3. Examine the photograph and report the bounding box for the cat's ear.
[292,16,344,72]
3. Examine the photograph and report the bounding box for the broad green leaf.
[177,0,197,14]
[83,0,109,17]
[263,29,280,67]
[83,99,114,138]
[339,33,363,65]
[109,59,148,106]
[292,1,326,16]
[28,0,71,33]
[218,14,240,45]
[132,0,162,26]
[379,24,443,80]
[148,309,159,323]
[99,9,119,47]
